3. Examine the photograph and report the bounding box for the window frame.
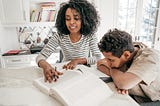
[116,0,160,49]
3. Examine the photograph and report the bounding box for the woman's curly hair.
[55,0,100,36]
[98,29,134,58]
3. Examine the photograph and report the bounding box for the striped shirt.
[36,32,101,65]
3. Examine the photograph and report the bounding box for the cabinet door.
[154,29,160,50]
[1,0,29,25]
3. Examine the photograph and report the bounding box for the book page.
[33,77,52,95]
[50,70,113,106]
[33,67,113,106]
[33,69,82,96]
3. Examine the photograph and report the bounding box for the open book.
[33,66,113,106]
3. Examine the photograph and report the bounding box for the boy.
[97,29,160,103]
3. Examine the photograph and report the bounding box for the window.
[117,0,160,48]
[118,0,137,34]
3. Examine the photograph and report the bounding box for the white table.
[0,63,139,106]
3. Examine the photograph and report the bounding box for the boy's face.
[102,52,128,68]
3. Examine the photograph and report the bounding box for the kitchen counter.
[0,66,62,106]
[1,50,61,69]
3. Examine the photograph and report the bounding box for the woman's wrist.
[38,60,51,69]
[76,58,87,64]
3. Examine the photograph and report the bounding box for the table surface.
[0,63,139,106]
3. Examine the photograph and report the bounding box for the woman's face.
[65,8,82,35]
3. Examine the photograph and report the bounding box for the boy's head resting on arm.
[55,0,100,36]
[98,29,135,68]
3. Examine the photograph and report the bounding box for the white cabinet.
[1,54,37,68]
[154,29,160,50]
[0,0,62,26]
[0,0,98,26]
[1,53,60,69]
[1,0,29,25]
[154,9,160,50]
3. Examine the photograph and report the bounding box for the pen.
[55,66,57,71]
[77,69,83,73]
[52,66,59,80]
[85,64,91,67]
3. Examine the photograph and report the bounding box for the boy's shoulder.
[133,42,148,49]
[134,46,160,64]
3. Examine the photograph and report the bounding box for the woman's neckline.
[69,34,82,43]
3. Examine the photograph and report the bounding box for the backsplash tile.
[16,26,56,50]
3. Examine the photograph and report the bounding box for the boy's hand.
[116,87,128,95]
[97,59,111,76]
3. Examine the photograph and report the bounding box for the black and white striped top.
[36,32,101,65]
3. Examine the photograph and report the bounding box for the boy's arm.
[110,68,142,89]
[97,59,111,76]
[97,64,111,76]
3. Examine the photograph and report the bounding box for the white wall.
[0,26,19,53]
[96,0,118,40]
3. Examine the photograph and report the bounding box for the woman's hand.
[63,59,79,70]
[38,60,63,83]
[63,58,87,70]
[43,66,63,83]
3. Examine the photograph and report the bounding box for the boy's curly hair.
[98,29,134,58]
[55,0,100,36]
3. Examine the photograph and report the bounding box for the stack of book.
[30,2,56,22]
[2,50,21,56]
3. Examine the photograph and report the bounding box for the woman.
[36,0,101,83]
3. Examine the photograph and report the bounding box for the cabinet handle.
[23,11,26,21]
[11,59,21,62]
[21,0,26,21]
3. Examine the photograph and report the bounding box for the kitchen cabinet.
[0,0,97,26]
[1,0,29,26]
[1,53,60,69]
[1,0,61,26]
[154,29,160,50]
[153,9,160,50]
[1,54,37,68]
